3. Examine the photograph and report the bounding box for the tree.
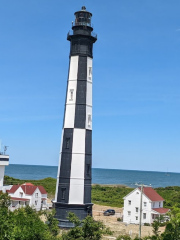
[0,192,60,240]
[60,212,112,240]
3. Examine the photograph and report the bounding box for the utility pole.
[135,183,151,239]
[139,184,143,239]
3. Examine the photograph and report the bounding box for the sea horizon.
[7,163,177,174]
[5,164,180,188]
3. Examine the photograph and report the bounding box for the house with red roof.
[123,187,170,224]
[7,183,48,211]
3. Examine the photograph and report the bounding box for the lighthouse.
[54,6,97,227]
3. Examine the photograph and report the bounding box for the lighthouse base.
[54,202,93,228]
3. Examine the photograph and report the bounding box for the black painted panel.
[70,38,94,58]
[55,202,93,225]
[0,158,9,161]
[77,56,87,80]
[84,154,92,179]
[74,105,86,128]
[57,152,72,203]
[57,183,70,203]
[84,179,91,204]
[76,80,87,104]
[59,153,72,179]
[85,130,92,154]
[62,129,74,153]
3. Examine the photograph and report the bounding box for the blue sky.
[0,0,180,172]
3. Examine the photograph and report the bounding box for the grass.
[92,184,133,208]
[4,175,180,209]
[4,175,56,198]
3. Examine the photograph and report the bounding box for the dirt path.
[93,204,165,239]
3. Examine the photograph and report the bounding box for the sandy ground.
[93,204,165,239]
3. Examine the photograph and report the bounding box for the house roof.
[7,184,47,196]
[22,183,34,186]
[38,186,47,194]
[152,208,170,214]
[7,185,20,193]
[11,197,30,202]
[21,185,38,195]
[139,187,164,201]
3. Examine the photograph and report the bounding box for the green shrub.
[116,235,131,240]
[144,223,150,226]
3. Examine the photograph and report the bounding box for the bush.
[117,217,122,222]
[60,212,113,240]
[144,223,150,226]
[116,235,131,240]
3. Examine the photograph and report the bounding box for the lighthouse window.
[88,114,91,127]
[61,188,66,200]
[69,89,74,101]
[65,138,70,149]
[87,164,90,175]
[88,67,92,80]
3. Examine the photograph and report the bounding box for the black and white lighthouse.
[54,6,97,227]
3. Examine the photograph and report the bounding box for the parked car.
[103,209,115,216]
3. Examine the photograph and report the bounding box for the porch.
[9,197,30,211]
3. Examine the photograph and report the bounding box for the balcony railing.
[67,30,97,39]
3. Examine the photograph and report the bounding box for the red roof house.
[123,187,170,224]
[7,183,48,211]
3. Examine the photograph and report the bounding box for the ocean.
[5,164,180,188]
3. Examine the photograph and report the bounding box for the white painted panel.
[69,56,79,80]
[86,81,92,106]
[69,178,84,204]
[59,129,64,153]
[0,155,9,159]
[64,105,75,128]
[55,153,62,202]
[70,154,85,179]
[0,161,9,166]
[0,166,5,187]
[86,106,92,130]
[72,129,85,154]
[66,80,77,104]
[87,57,93,81]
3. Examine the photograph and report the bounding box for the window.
[65,138,70,149]
[159,202,161,207]
[135,207,138,213]
[69,89,74,101]
[136,216,138,220]
[19,192,23,198]
[153,202,155,207]
[144,202,147,207]
[88,114,91,127]
[88,67,92,80]
[61,188,66,200]
[152,214,155,219]
[87,164,90,176]
[35,201,38,205]
[35,193,38,198]
[128,211,131,216]
[143,213,146,219]
[128,200,131,205]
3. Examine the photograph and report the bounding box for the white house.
[0,153,9,191]
[7,183,48,211]
[123,187,169,224]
